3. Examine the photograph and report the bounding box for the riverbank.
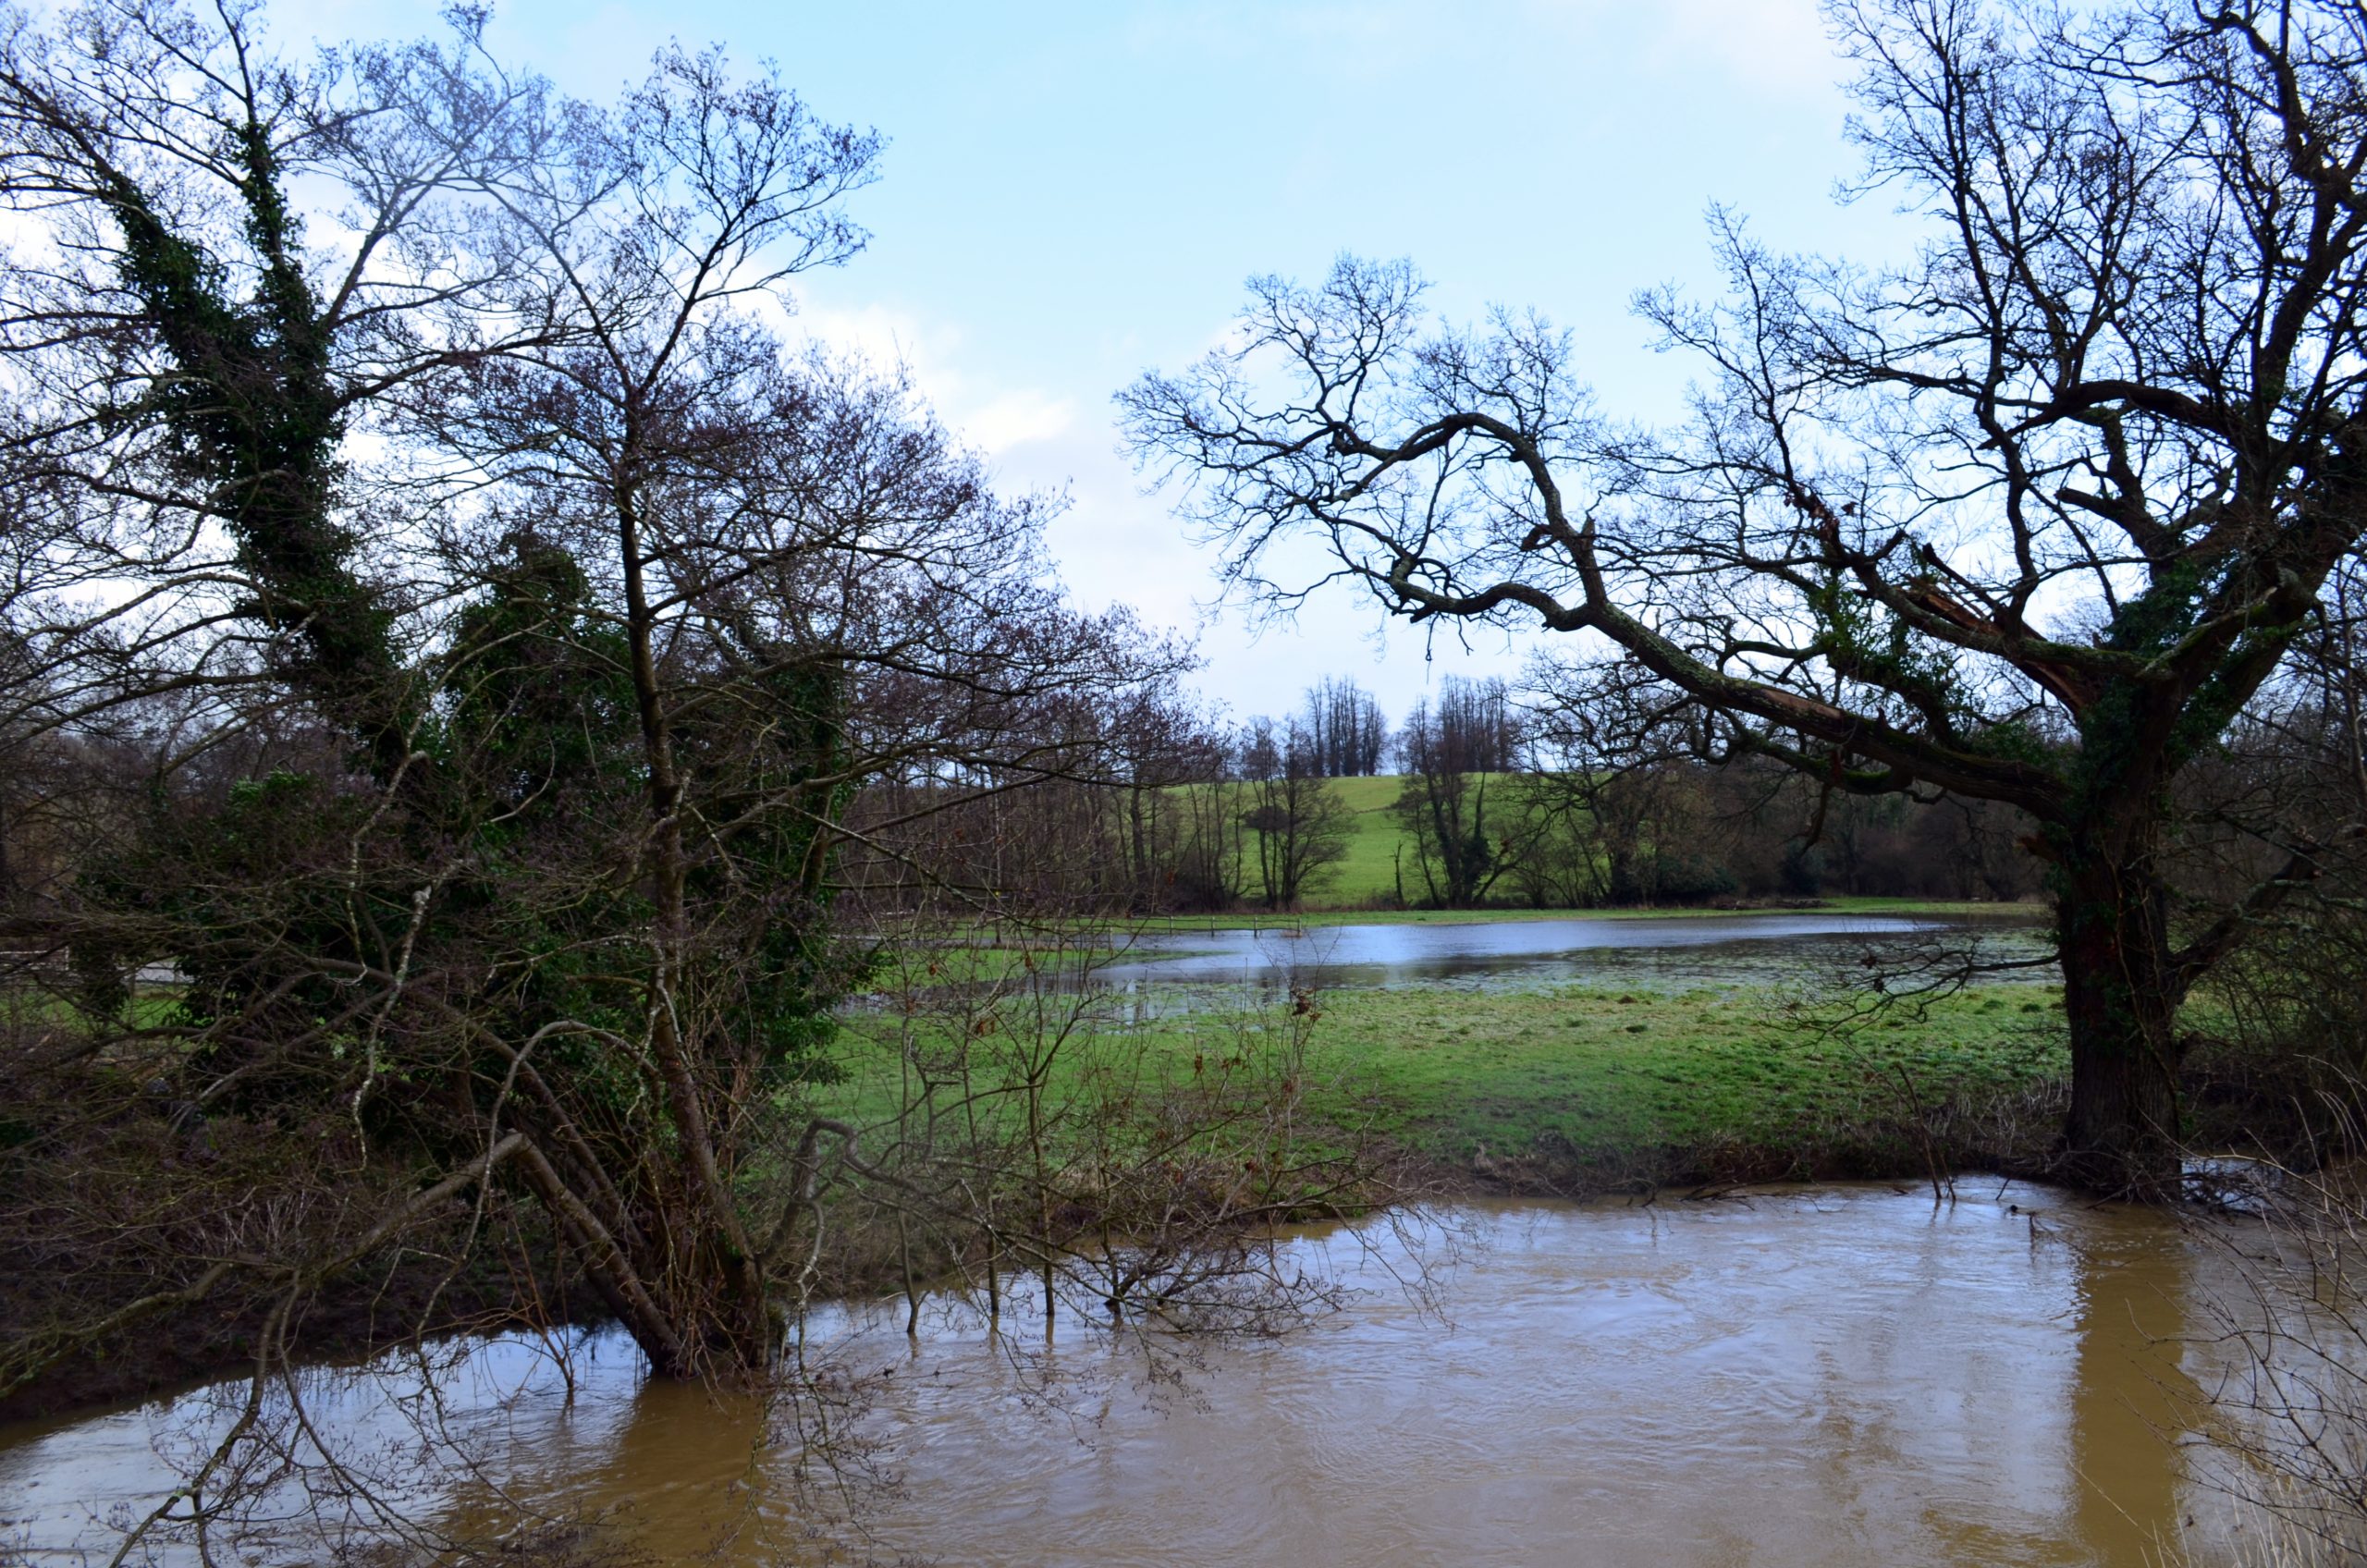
[8,925,2301,1435]
[0,1199,588,1426]
[6,974,2056,1430]
[826,976,2076,1199]
[1304,982,2069,1187]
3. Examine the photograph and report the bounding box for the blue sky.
[302,0,1909,726]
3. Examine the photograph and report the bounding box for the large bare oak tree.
[1124,0,2367,1190]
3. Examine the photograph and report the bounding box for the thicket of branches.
[0,19,1385,1548]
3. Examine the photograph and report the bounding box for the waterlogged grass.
[1294,983,2067,1162]
[825,973,2072,1183]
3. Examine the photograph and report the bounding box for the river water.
[0,1186,2273,1567]
[1,913,2293,1566]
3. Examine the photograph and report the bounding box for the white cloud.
[788,298,1076,455]
[1515,0,1844,100]
[1651,0,1843,95]
[963,391,1078,456]
[789,300,963,386]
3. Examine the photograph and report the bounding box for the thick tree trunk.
[610,484,780,1384]
[2054,857,2185,1196]
[645,1248,777,1381]
[613,1225,777,1382]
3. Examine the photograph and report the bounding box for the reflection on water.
[0,1185,2242,1567]
[1100,913,2053,993]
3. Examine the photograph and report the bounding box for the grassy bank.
[1299,983,2066,1176]
[827,977,2073,1195]
[1211,772,1492,907]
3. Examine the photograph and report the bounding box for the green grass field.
[1312,774,1406,905]
[1196,774,1408,909]
[825,973,2070,1188]
[1295,982,2064,1162]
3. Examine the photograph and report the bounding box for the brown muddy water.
[0,1185,2285,1566]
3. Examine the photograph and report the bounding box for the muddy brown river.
[0,1184,2282,1566]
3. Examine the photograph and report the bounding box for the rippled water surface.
[0,1185,2243,1567]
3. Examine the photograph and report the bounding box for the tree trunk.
[2054,855,2184,1196]
[614,482,778,1382]
[614,1227,778,1381]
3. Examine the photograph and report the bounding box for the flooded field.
[1098,910,2054,993]
[0,1185,2274,1567]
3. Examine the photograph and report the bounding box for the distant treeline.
[844,674,2042,913]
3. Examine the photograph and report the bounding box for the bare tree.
[1392,680,1521,908]
[1239,717,1354,909]
[0,9,1406,1560]
[1124,0,2367,1190]
[1300,675,1388,777]
[1507,685,1721,906]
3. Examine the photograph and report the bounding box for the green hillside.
[1201,772,1406,910]
[1313,774,1406,906]
[1221,772,1502,910]
[1219,774,2040,917]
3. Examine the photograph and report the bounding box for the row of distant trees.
[852,668,2053,916]
[911,646,2363,923]
[1240,674,1509,782]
